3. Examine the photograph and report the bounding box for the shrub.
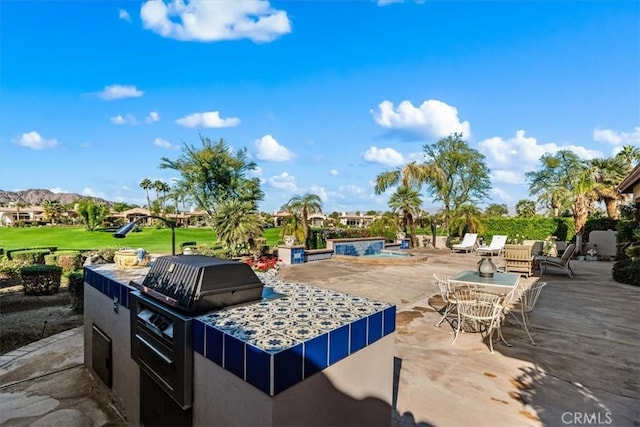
[44,254,58,265]
[0,259,29,279]
[67,270,84,313]
[56,251,85,272]
[20,265,63,295]
[6,246,57,260]
[11,249,51,265]
[612,259,640,287]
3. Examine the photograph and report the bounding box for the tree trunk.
[604,198,618,219]
[431,223,437,248]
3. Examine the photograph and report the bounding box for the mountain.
[0,189,112,206]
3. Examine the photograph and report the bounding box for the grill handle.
[136,334,173,366]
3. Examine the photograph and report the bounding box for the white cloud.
[153,137,173,149]
[98,84,143,100]
[490,187,513,202]
[478,130,602,172]
[308,185,328,203]
[16,131,59,150]
[175,111,240,128]
[48,187,67,194]
[255,135,295,162]
[593,127,640,146]
[140,0,291,43]
[146,111,160,123]
[82,187,107,199]
[491,170,525,185]
[363,146,404,167]
[266,172,297,191]
[110,114,138,125]
[119,9,131,22]
[371,99,471,139]
[377,0,404,5]
[330,169,339,176]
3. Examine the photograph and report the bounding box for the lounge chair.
[537,243,576,278]
[451,233,478,253]
[476,235,508,256]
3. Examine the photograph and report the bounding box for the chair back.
[504,245,533,261]
[521,281,547,312]
[459,233,478,246]
[489,235,508,249]
[560,244,576,264]
[453,287,504,321]
[433,273,451,298]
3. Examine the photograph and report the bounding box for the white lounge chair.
[452,233,478,253]
[476,235,508,256]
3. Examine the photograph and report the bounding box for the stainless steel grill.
[129,255,265,420]
[136,255,265,313]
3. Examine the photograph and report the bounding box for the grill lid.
[138,255,264,311]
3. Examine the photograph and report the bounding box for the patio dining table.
[449,270,521,303]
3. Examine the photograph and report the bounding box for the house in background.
[0,205,45,226]
[617,163,640,203]
[339,212,376,228]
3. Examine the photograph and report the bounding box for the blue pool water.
[363,251,412,258]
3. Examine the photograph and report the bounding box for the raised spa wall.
[278,237,411,265]
[83,263,396,426]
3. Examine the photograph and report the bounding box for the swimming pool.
[332,250,428,265]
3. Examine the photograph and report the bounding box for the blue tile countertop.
[84,264,396,397]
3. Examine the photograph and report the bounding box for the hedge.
[11,249,52,265]
[20,265,63,295]
[6,246,57,260]
[483,217,575,242]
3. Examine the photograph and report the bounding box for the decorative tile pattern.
[334,240,384,256]
[195,274,396,396]
[84,263,396,397]
[84,264,147,310]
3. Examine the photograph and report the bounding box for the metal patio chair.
[451,287,509,353]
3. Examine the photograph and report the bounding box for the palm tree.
[140,179,152,211]
[42,199,64,225]
[450,204,485,237]
[211,199,263,257]
[285,193,323,248]
[388,186,422,246]
[616,145,640,169]
[280,212,305,245]
[375,162,439,243]
[369,212,400,242]
[374,161,436,194]
[590,157,627,219]
[14,201,27,226]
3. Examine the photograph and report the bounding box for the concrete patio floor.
[1,249,638,426]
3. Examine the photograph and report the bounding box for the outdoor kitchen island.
[83,258,396,426]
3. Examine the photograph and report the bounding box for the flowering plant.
[508,234,525,245]
[244,256,283,272]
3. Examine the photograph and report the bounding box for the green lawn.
[0,226,284,254]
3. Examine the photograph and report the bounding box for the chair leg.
[521,309,536,345]
[435,304,451,327]
[452,310,463,345]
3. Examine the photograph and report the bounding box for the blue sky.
[1,0,638,214]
